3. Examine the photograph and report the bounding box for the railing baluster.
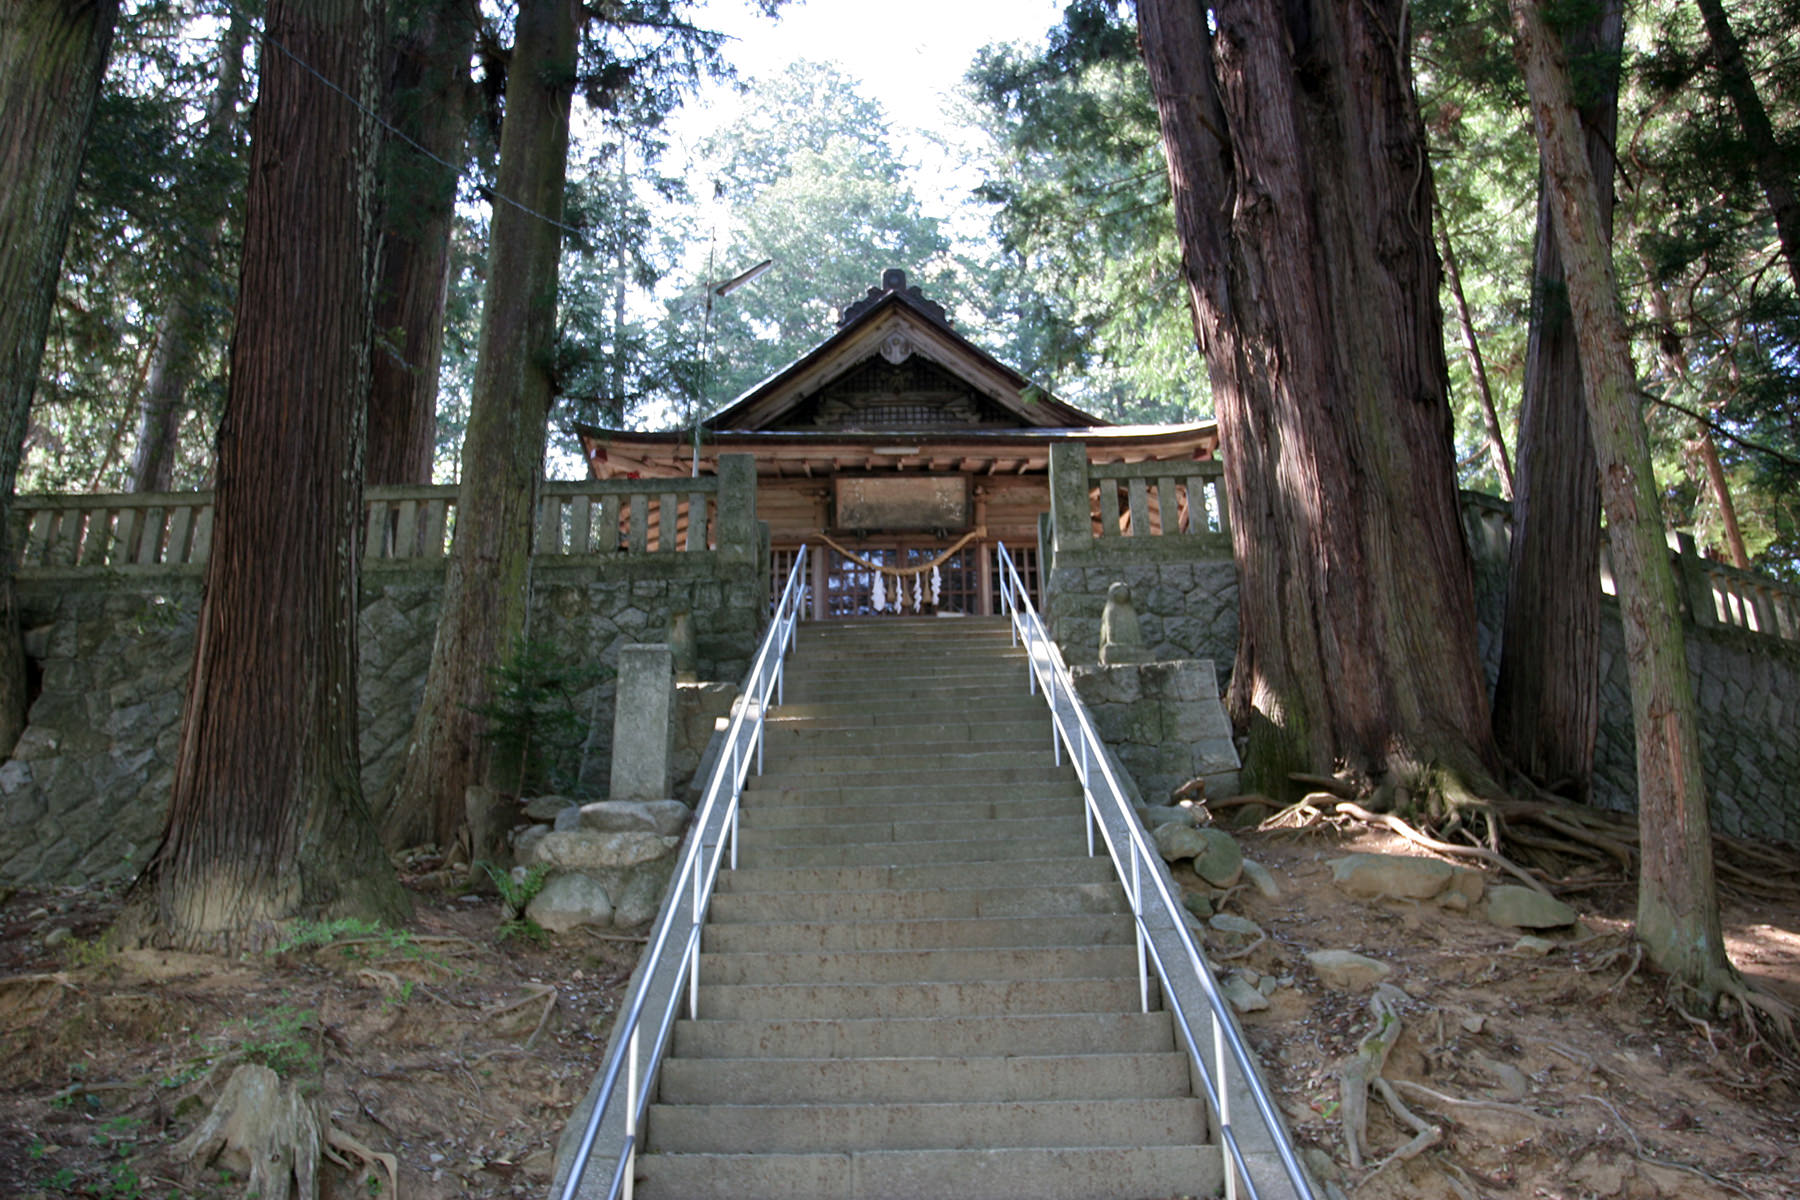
[629,494,649,554]
[1156,475,1179,536]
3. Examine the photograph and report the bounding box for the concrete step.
[754,747,1051,777]
[702,913,1132,954]
[783,679,1034,705]
[733,832,1091,869]
[646,1096,1208,1154]
[715,857,1115,895]
[670,1011,1176,1060]
[767,698,1046,725]
[741,779,1083,809]
[633,1143,1225,1200]
[738,794,1075,829]
[734,813,1083,850]
[655,1051,1192,1105]
[699,943,1140,986]
[750,763,1074,793]
[707,880,1127,924]
[762,719,1048,748]
[695,976,1152,1020]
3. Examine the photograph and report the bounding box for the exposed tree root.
[1340,983,1409,1168]
[1334,802,1554,897]
[1579,1093,1759,1200]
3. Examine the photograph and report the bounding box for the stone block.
[610,644,674,803]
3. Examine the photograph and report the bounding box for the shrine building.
[573,269,1220,618]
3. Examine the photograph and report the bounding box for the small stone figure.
[1099,580,1150,664]
[669,611,698,683]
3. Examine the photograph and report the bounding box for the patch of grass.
[236,1005,321,1079]
[270,917,410,956]
[60,929,119,969]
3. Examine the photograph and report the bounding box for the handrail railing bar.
[996,541,1315,1200]
[556,547,808,1200]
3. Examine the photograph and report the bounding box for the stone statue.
[1099,581,1149,664]
[669,611,698,683]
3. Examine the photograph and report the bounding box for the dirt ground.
[0,826,1796,1200]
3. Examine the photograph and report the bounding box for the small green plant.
[476,637,609,799]
[42,1165,76,1191]
[237,1006,322,1079]
[482,861,552,944]
[61,930,118,969]
[270,917,410,957]
[381,980,416,1011]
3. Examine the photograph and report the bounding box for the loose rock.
[1485,885,1577,930]
[1306,949,1393,991]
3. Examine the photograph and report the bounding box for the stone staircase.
[633,616,1225,1200]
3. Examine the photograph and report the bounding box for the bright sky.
[668,0,1071,226]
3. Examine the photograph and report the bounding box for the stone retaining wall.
[0,555,764,887]
[1040,445,1800,845]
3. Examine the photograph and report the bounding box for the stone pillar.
[716,453,758,566]
[1048,441,1092,561]
[1675,532,1719,628]
[610,643,674,802]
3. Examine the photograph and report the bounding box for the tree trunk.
[378,0,578,849]
[0,0,121,757]
[122,0,409,952]
[1491,0,1621,801]
[1693,0,1800,299]
[1509,0,1731,993]
[366,0,478,486]
[129,9,252,494]
[1436,217,1514,499]
[1137,0,1498,799]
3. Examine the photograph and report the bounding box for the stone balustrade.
[11,455,761,574]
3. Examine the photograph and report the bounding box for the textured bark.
[124,0,409,952]
[1693,0,1800,299]
[129,10,252,493]
[1492,0,1621,801]
[379,0,578,849]
[0,0,121,756]
[1510,0,1729,991]
[1437,219,1514,499]
[366,0,478,486]
[1137,0,1497,797]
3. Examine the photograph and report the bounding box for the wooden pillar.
[974,488,992,616]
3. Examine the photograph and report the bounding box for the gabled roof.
[701,270,1103,432]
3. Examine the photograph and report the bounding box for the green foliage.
[963,0,1208,422]
[482,861,553,943]
[235,1006,322,1079]
[269,917,412,956]
[476,638,609,799]
[668,61,954,409]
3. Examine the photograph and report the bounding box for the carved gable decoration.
[773,354,1017,431]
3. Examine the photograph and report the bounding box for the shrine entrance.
[772,539,1041,620]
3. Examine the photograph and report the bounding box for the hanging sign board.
[834,475,970,531]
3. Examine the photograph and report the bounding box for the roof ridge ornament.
[837,267,951,328]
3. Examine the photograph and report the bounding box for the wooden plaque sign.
[834,475,970,531]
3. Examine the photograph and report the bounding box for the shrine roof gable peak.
[703,268,1103,433]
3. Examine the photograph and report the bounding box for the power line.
[229,0,589,241]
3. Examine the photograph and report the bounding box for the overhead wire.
[215,0,590,241]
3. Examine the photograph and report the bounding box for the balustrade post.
[1047,442,1092,559]
[1675,532,1721,628]
[715,454,758,566]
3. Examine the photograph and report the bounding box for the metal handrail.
[996,542,1316,1200]
[555,546,809,1200]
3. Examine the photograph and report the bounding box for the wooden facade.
[575,270,1220,618]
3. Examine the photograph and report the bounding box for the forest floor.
[0,825,1795,1200]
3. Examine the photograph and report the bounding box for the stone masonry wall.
[1460,497,1800,842]
[1044,557,1240,672]
[1039,452,1800,844]
[0,556,764,887]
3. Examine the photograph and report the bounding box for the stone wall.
[1071,659,1241,804]
[1460,496,1800,842]
[0,554,765,888]
[1039,444,1800,845]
